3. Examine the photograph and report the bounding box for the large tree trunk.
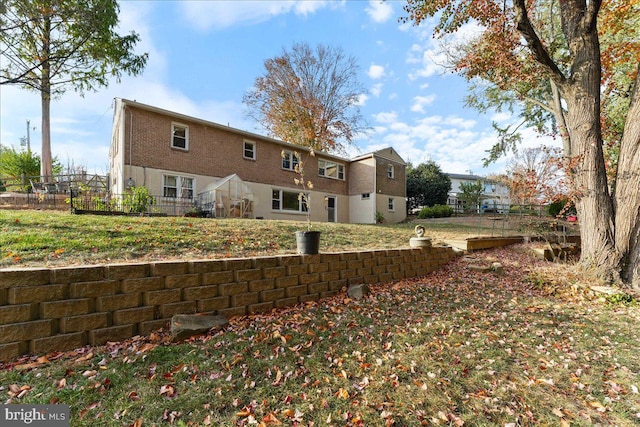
[556,5,618,281]
[613,63,640,288]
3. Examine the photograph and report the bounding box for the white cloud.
[365,0,394,23]
[370,83,383,97]
[178,1,338,31]
[367,64,386,80]
[410,95,437,113]
[354,93,369,106]
[373,111,398,124]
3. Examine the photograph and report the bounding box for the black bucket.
[296,230,321,255]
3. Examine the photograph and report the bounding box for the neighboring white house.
[447,173,510,213]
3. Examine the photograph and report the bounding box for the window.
[362,193,370,200]
[282,151,300,171]
[387,164,394,179]
[388,198,395,211]
[163,175,194,199]
[244,141,256,160]
[172,123,188,150]
[272,189,307,212]
[318,159,345,180]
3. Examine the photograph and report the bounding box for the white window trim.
[243,140,256,160]
[171,122,189,150]
[271,188,307,213]
[388,197,395,211]
[387,164,395,179]
[282,151,300,171]
[163,174,195,199]
[318,159,345,181]
[361,193,370,200]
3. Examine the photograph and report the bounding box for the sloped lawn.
[1,210,495,269]
[2,247,639,426]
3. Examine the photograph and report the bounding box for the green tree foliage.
[0,145,61,191]
[458,181,484,213]
[243,42,367,154]
[0,0,148,181]
[406,160,451,213]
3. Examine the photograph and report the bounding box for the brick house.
[109,98,406,224]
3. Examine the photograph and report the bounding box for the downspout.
[373,155,377,224]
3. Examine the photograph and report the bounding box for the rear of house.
[109,98,406,223]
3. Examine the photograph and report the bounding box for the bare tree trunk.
[557,17,618,280]
[40,12,53,183]
[614,63,640,288]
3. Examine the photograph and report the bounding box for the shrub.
[124,186,154,213]
[418,204,453,219]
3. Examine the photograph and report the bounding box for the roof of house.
[116,97,351,163]
[447,173,487,181]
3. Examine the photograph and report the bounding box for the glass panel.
[325,163,337,178]
[172,125,187,148]
[282,191,300,211]
[272,190,280,210]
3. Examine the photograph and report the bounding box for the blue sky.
[0,0,554,177]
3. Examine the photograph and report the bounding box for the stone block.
[183,285,219,301]
[51,265,105,284]
[286,285,308,298]
[219,282,248,296]
[165,274,200,289]
[197,296,230,312]
[0,304,35,325]
[235,269,262,282]
[263,266,286,279]
[189,259,224,274]
[70,280,118,298]
[144,289,181,306]
[275,297,299,308]
[0,342,20,362]
[0,269,49,289]
[30,332,84,355]
[249,279,275,293]
[96,293,140,312]
[299,273,320,286]
[121,277,164,293]
[151,261,188,276]
[8,283,67,304]
[230,293,260,307]
[40,299,91,319]
[202,271,234,286]
[276,276,299,288]
[106,263,149,280]
[88,325,134,346]
[260,288,285,302]
[113,306,154,325]
[0,320,52,344]
[60,313,108,333]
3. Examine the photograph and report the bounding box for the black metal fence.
[68,191,199,217]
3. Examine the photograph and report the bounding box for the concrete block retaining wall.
[0,245,458,362]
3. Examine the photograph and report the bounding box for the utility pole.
[19,120,32,152]
[26,120,31,152]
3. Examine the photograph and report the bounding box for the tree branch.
[512,0,566,85]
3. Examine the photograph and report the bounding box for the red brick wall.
[0,245,458,361]
[124,106,348,195]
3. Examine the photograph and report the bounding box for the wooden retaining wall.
[0,245,459,362]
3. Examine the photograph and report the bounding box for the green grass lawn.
[0,210,488,269]
[2,248,639,426]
